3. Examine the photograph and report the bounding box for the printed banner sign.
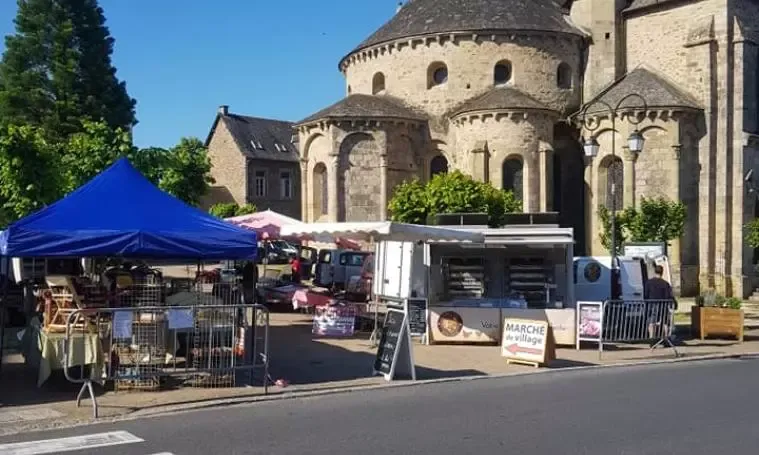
[501,318,549,365]
[312,305,357,337]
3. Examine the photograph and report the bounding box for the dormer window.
[274,143,289,152]
[250,136,264,150]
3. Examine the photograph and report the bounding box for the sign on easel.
[501,318,555,368]
[373,308,417,381]
[405,298,427,341]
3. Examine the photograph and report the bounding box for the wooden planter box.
[691,306,744,341]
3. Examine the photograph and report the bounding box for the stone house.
[205,105,301,219]
[294,0,759,298]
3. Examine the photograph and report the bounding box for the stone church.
[294,0,759,298]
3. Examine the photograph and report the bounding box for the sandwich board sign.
[501,318,554,367]
[373,308,417,381]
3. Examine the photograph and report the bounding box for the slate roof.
[349,0,585,55]
[623,0,688,14]
[206,113,298,163]
[297,94,427,125]
[451,87,554,116]
[585,67,702,113]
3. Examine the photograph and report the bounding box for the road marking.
[147,453,175,455]
[0,431,144,455]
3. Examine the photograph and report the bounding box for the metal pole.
[610,114,617,286]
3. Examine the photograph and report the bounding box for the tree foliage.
[0,125,61,225]
[158,137,214,206]
[745,219,759,249]
[597,197,687,255]
[209,202,257,219]
[388,170,522,226]
[60,119,134,192]
[0,0,136,137]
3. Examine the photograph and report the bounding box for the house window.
[254,170,267,197]
[280,170,292,199]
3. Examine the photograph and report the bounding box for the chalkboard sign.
[406,298,428,337]
[373,309,404,376]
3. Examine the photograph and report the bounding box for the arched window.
[600,156,623,209]
[430,155,448,177]
[557,62,572,89]
[494,60,512,85]
[372,72,385,94]
[313,162,328,218]
[502,157,523,201]
[428,62,448,89]
[347,85,352,95]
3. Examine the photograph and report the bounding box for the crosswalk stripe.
[0,431,144,455]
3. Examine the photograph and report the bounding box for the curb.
[1,350,756,437]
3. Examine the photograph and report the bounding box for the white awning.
[279,221,484,243]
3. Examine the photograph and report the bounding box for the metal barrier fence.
[63,301,270,418]
[579,299,678,359]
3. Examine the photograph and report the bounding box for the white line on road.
[0,431,144,455]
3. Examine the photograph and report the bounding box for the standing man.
[644,265,677,346]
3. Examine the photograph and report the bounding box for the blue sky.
[0,1,396,148]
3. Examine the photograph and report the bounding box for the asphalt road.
[2,358,759,454]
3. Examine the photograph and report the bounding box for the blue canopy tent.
[0,157,257,259]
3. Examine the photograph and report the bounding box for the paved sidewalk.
[1,309,757,436]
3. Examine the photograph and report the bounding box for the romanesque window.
[502,157,523,201]
[430,155,448,177]
[428,62,448,89]
[313,163,328,217]
[601,156,624,209]
[557,62,572,89]
[494,60,512,86]
[372,72,386,94]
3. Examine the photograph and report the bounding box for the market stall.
[0,158,259,388]
[427,225,576,345]
[281,222,484,340]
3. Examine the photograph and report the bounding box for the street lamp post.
[574,94,648,291]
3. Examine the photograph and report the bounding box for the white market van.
[574,256,660,302]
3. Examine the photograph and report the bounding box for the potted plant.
[691,290,744,341]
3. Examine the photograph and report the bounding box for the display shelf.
[443,258,486,299]
[505,257,554,308]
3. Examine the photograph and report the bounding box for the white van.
[314,249,370,289]
[574,256,650,302]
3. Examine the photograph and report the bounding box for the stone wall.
[206,118,246,206]
[245,160,302,220]
[342,33,583,118]
[337,132,381,221]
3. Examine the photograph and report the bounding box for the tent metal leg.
[0,255,9,377]
[76,380,98,419]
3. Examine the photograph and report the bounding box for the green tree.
[597,206,629,256]
[130,146,170,185]
[60,119,134,193]
[746,219,759,249]
[0,0,136,137]
[159,137,214,206]
[209,202,239,219]
[209,202,257,219]
[0,125,61,225]
[624,197,687,243]
[388,170,521,226]
[235,203,256,216]
[597,197,687,255]
[387,179,427,224]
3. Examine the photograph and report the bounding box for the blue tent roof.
[0,158,257,259]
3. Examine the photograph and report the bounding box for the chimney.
[218,105,229,116]
[396,1,403,13]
